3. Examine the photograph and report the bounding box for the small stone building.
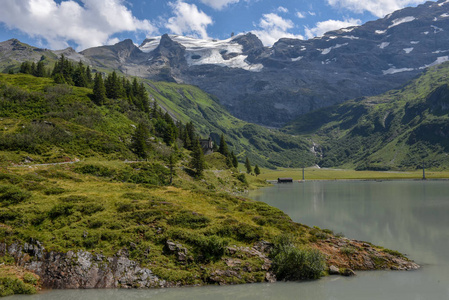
[200,137,214,155]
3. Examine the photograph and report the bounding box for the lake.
[11,180,449,299]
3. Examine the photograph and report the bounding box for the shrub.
[48,203,74,219]
[270,234,326,281]
[168,211,211,229]
[79,204,104,216]
[0,277,36,296]
[75,164,115,177]
[43,187,66,195]
[236,173,247,184]
[0,185,31,205]
[59,195,90,203]
[195,235,228,262]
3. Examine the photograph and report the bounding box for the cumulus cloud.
[304,18,362,39]
[0,0,157,50]
[198,0,240,10]
[326,0,426,18]
[166,1,213,39]
[252,13,304,46]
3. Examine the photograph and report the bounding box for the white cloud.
[308,11,317,16]
[304,18,361,39]
[166,1,213,39]
[198,0,240,10]
[277,6,289,13]
[0,0,157,50]
[252,13,304,46]
[326,0,426,18]
[296,12,306,18]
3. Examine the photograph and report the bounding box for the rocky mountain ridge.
[2,0,449,127]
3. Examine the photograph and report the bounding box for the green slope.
[283,63,449,170]
[144,80,316,168]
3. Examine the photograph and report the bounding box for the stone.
[341,268,356,277]
[329,265,340,275]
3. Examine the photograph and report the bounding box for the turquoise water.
[10,180,449,299]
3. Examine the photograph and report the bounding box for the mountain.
[282,62,449,170]
[75,0,449,127]
[2,1,449,128]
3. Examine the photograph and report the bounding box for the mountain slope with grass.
[0,72,418,294]
[283,62,449,170]
[144,80,316,168]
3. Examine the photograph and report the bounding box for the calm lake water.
[10,180,449,299]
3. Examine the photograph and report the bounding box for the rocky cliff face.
[0,236,418,289]
[115,0,449,126]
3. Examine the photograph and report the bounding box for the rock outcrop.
[0,236,418,289]
[1,242,165,289]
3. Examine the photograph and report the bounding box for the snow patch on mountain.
[379,42,390,49]
[342,36,359,40]
[383,67,415,75]
[441,13,449,18]
[388,17,416,28]
[404,48,414,54]
[375,30,387,34]
[140,34,263,72]
[433,49,449,54]
[420,56,449,69]
[321,43,348,55]
[410,41,420,44]
[291,56,303,62]
[438,0,449,6]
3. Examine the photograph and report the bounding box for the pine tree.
[254,164,261,176]
[132,122,151,159]
[105,71,121,99]
[73,61,87,87]
[190,138,205,178]
[85,66,93,85]
[19,61,32,74]
[35,61,46,77]
[93,73,107,105]
[231,151,238,168]
[245,157,252,174]
[218,134,229,157]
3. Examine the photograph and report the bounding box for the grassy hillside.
[283,62,449,171]
[145,81,316,168]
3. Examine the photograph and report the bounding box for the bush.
[236,173,247,184]
[270,234,326,281]
[48,203,74,219]
[168,211,211,229]
[0,277,36,296]
[43,187,66,195]
[0,185,31,205]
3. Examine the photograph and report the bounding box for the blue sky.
[0,0,428,51]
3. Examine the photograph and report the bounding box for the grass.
[0,159,303,286]
[257,167,449,181]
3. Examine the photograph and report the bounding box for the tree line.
[17,56,247,179]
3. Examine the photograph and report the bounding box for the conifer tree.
[245,157,252,174]
[254,164,261,176]
[231,151,238,168]
[93,73,107,105]
[190,138,205,178]
[218,134,230,157]
[35,61,46,77]
[132,122,151,159]
[85,66,93,85]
